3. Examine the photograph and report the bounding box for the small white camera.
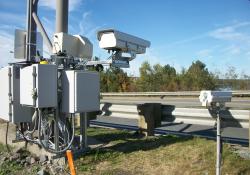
[199,90,232,107]
[97,29,150,55]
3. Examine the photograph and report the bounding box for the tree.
[181,60,216,90]
[225,66,238,79]
[101,60,218,92]
[137,62,178,91]
[100,67,131,92]
[224,66,239,90]
[136,61,154,91]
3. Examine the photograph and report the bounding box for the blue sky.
[0,0,250,77]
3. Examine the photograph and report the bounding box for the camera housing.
[199,90,232,107]
[53,32,93,59]
[97,29,150,55]
[94,29,151,68]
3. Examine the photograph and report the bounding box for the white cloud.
[79,12,92,35]
[245,51,250,56]
[39,0,82,12]
[222,45,241,55]
[0,12,25,27]
[209,22,250,42]
[158,34,206,50]
[78,11,104,39]
[0,1,23,10]
[196,49,212,58]
[158,21,250,50]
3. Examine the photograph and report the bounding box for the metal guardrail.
[100,103,250,129]
[101,91,250,97]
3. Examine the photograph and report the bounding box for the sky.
[0,0,250,77]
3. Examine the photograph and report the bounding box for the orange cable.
[66,150,76,175]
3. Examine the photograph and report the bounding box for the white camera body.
[95,29,151,68]
[199,90,232,107]
[53,32,93,60]
[97,29,150,54]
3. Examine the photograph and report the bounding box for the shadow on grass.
[76,128,194,172]
[109,134,192,154]
[88,128,193,154]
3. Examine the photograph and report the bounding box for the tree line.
[100,60,250,92]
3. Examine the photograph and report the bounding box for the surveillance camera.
[97,29,150,55]
[95,29,150,68]
[199,90,232,107]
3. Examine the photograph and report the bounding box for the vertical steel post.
[80,113,87,149]
[54,108,59,151]
[54,0,69,152]
[84,113,88,148]
[216,108,221,175]
[8,67,12,121]
[26,0,37,62]
[26,0,31,61]
[56,0,68,33]
[30,0,37,60]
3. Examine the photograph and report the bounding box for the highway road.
[101,96,250,109]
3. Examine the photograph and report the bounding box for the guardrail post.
[75,111,99,128]
[153,103,162,127]
[86,111,100,127]
[137,103,161,136]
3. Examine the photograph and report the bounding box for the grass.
[0,144,42,175]
[1,127,250,174]
[74,127,250,175]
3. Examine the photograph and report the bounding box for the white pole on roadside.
[216,113,221,175]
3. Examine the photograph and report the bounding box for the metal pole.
[26,0,31,61]
[30,0,37,60]
[216,111,221,175]
[80,113,87,149]
[56,0,68,33]
[26,0,37,62]
[84,113,88,147]
[54,108,59,151]
[32,12,53,52]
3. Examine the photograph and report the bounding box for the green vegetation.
[74,127,250,175]
[1,128,250,174]
[0,161,23,175]
[100,68,131,92]
[0,145,42,175]
[100,60,250,92]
